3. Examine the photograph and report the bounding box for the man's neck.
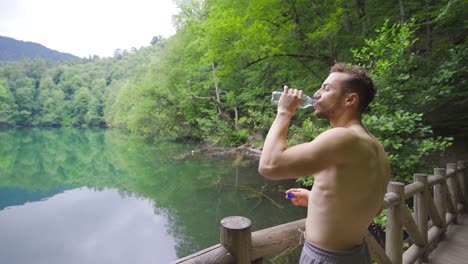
[330,115,361,128]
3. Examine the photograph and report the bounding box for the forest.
[0,0,466,184]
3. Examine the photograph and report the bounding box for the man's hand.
[278,85,303,116]
[285,188,310,207]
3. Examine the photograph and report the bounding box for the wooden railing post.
[386,181,405,264]
[457,160,467,207]
[465,160,468,205]
[445,163,456,215]
[414,173,429,263]
[433,168,447,229]
[220,216,252,264]
[447,163,462,223]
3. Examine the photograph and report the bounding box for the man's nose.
[313,90,320,99]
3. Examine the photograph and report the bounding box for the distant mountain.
[0,36,80,62]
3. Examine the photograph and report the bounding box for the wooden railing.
[172,160,468,264]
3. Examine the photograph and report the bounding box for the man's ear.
[345,93,359,107]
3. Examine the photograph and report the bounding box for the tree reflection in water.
[0,128,306,262]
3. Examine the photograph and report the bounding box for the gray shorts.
[299,241,372,264]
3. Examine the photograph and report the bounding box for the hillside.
[0,36,79,62]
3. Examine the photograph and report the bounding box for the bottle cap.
[287,192,294,199]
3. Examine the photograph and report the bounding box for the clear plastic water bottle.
[271,91,316,109]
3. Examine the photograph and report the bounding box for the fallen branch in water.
[173,145,262,160]
[240,185,284,209]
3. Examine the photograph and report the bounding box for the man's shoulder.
[317,127,360,143]
[315,127,380,159]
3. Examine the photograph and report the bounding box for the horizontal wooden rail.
[383,192,401,208]
[173,219,306,263]
[172,160,467,264]
[251,219,305,259]
[404,182,424,200]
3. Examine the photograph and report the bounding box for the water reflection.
[0,187,63,210]
[0,187,177,264]
[0,128,306,262]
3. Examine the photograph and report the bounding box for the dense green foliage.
[0,0,466,183]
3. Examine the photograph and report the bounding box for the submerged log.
[173,145,262,160]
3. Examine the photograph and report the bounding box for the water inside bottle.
[271,91,316,109]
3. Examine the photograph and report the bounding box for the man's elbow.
[258,164,280,180]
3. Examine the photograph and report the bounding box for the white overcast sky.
[0,0,178,58]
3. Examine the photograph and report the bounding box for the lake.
[0,128,306,263]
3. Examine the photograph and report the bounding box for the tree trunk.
[234,106,239,130]
[212,61,221,116]
[355,0,366,33]
[425,0,433,50]
[399,0,405,26]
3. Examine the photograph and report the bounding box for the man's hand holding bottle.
[285,188,310,207]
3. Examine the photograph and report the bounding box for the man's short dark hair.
[330,63,377,113]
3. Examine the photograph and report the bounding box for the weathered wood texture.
[386,182,405,264]
[400,162,467,264]
[251,219,305,260]
[428,215,468,264]
[220,216,252,264]
[172,219,306,264]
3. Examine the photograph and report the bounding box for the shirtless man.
[258,63,390,263]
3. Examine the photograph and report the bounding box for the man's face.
[313,72,349,119]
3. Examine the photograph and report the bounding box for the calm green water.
[0,128,305,263]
